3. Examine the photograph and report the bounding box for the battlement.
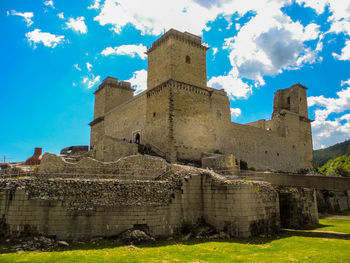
[94,77,134,94]
[146,79,212,98]
[146,28,209,54]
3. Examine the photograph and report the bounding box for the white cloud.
[308,79,350,149]
[230,108,242,118]
[10,10,34,26]
[329,20,350,36]
[127,69,147,95]
[57,12,65,19]
[101,44,147,59]
[74,64,81,71]
[25,29,64,48]
[296,0,350,63]
[43,0,55,9]
[94,0,323,99]
[332,40,350,61]
[208,68,252,99]
[93,0,221,35]
[212,47,218,56]
[83,74,101,89]
[222,10,321,85]
[88,0,102,9]
[66,17,87,34]
[86,62,93,71]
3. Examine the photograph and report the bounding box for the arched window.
[186,55,191,64]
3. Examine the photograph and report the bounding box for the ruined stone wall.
[317,190,350,213]
[201,176,281,237]
[92,136,138,162]
[278,187,319,228]
[0,163,286,240]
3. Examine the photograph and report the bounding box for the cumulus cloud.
[93,0,323,99]
[222,10,320,85]
[10,10,34,26]
[308,79,350,149]
[297,0,350,62]
[230,107,242,117]
[101,44,147,59]
[332,40,350,61]
[127,69,147,95]
[208,68,252,99]
[86,62,93,71]
[25,29,64,48]
[88,0,102,9]
[43,0,55,9]
[93,0,221,35]
[57,12,65,19]
[83,74,101,89]
[66,17,87,34]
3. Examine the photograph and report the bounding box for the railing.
[140,139,167,158]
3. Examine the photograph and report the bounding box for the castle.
[2,29,350,242]
[89,29,313,172]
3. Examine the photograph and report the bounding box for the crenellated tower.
[89,77,134,149]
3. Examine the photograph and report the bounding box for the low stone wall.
[317,190,350,213]
[0,156,319,240]
[0,164,282,240]
[277,186,318,228]
[201,153,239,175]
[38,153,168,179]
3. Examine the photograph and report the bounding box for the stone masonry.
[89,29,314,173]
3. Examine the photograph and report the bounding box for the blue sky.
[1,0,350,162]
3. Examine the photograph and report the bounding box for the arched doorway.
[135,133,140,144]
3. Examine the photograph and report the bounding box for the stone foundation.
[0,155,319,240]
[277,187,318,228]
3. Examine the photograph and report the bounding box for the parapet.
[94,77,134,94]
[146,28,209,53]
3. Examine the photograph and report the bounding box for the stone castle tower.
[90,29,313,172]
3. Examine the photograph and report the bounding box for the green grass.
[1,217,350,263]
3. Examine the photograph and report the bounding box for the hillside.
[313,139,350,167]
[319,154,350,177]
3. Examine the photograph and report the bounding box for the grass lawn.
[0,216,349,263]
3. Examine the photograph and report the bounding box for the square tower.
[146,29,209,89]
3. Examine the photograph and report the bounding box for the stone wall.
[104,92,146,144]
[0,160,287,240]
[38,153,167,179]
[147,29,207,89]
[278,187,318,228]
[317,190,350,213]
[227,123,302,172]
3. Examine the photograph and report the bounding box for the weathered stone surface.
[201,153,239,175]
[89,29,313,173]
[317,190,350,213]
[119,229,155,245]
[0,163,288,240]
[277,186,319,228]
[38,153,168,179]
